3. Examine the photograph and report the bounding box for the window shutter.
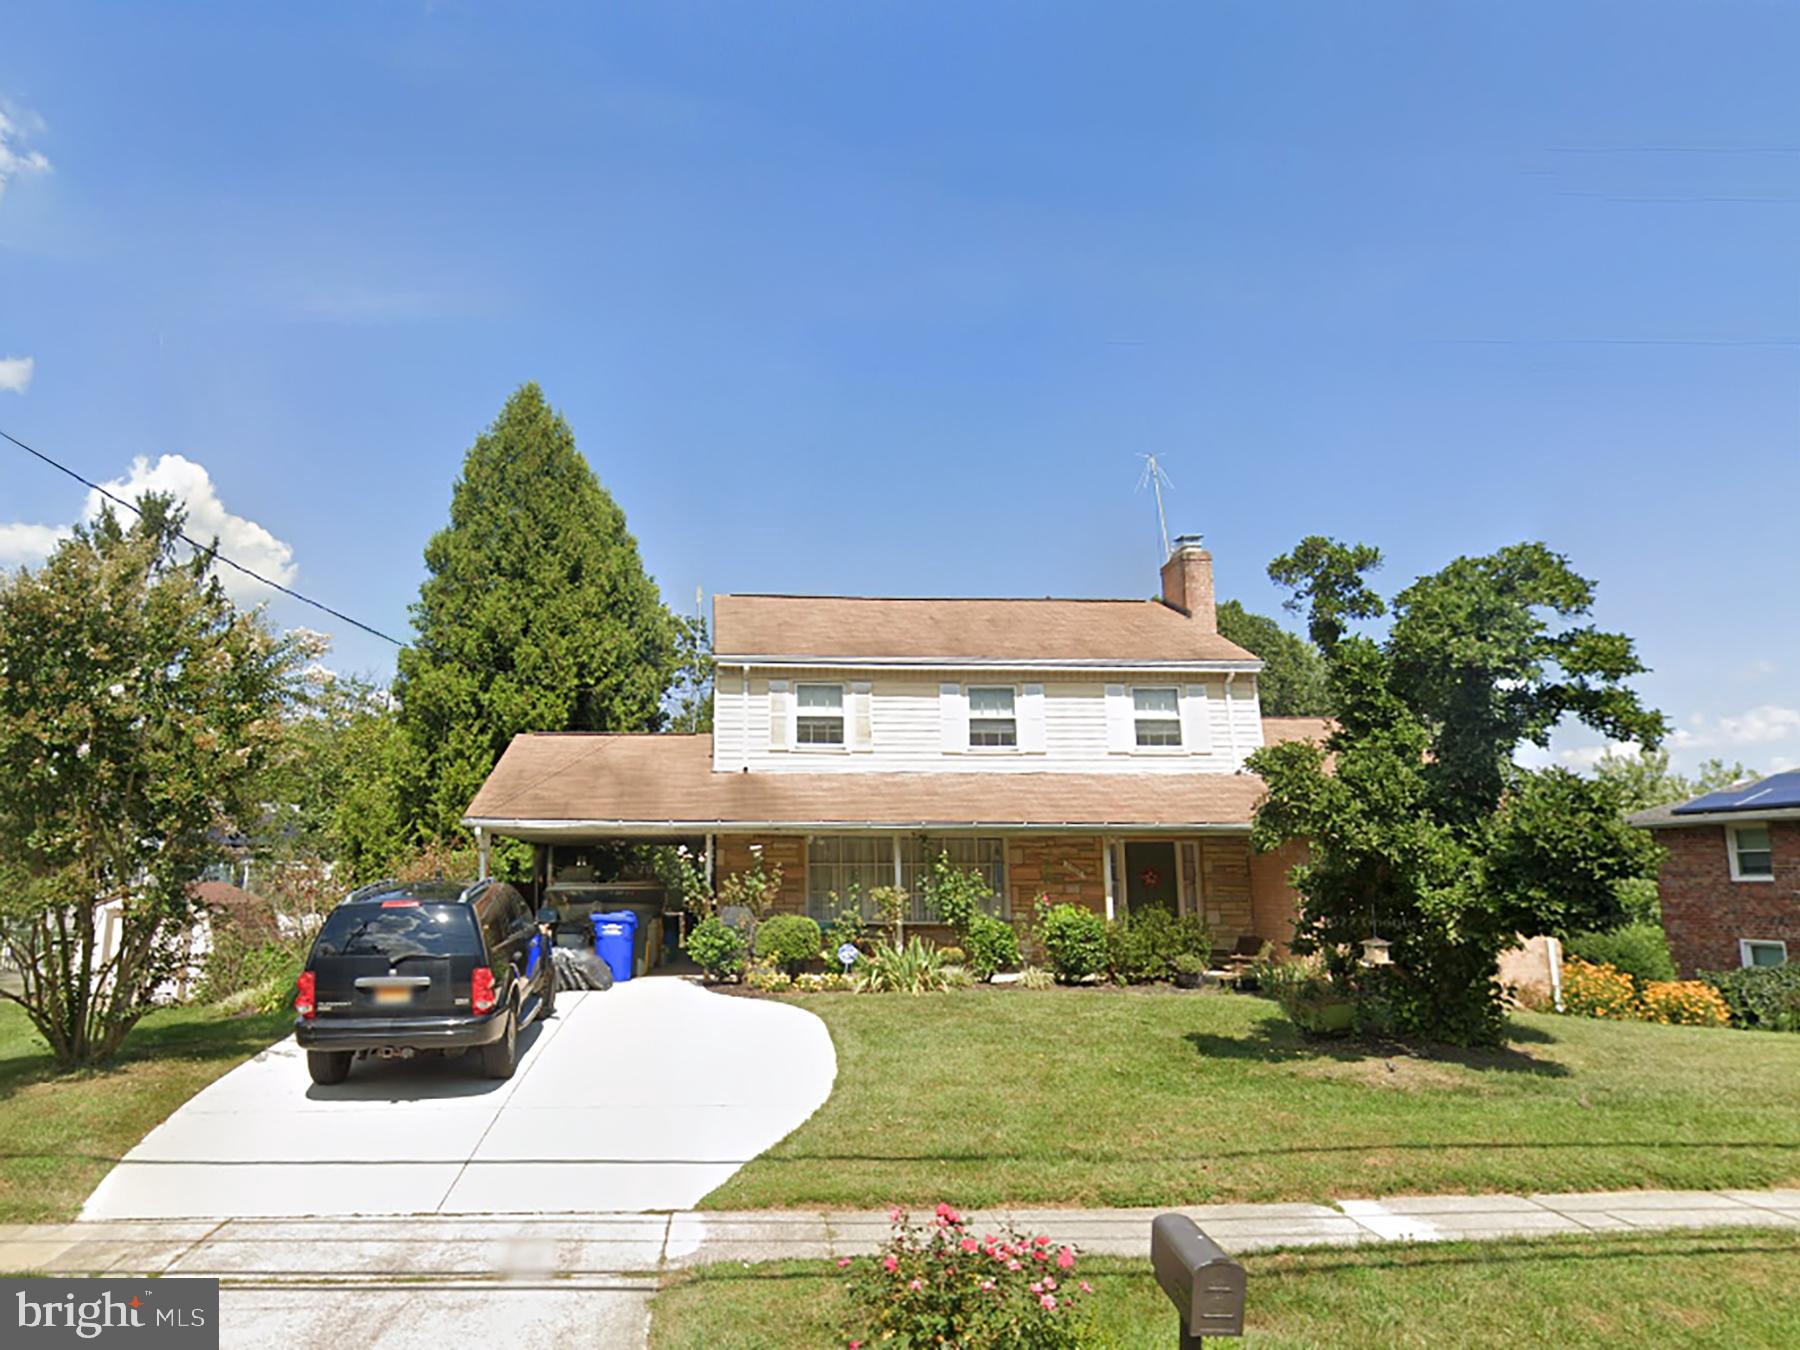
[1019,683,1047,753]
[1105,684,1132,753]
[1180,683,1212,754]
[768,680,790,751]
[850,681,874,752]
[940,682,967,753]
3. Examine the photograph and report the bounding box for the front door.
[1123,841,1179,917]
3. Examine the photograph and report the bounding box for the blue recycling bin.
[592,910,638,984]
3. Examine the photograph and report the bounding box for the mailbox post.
[1151,1213,1246,1344]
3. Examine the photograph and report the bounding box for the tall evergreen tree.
[396,384,677,845]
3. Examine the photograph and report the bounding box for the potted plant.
[1173,952,1206,990]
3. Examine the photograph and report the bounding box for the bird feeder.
[1359,936,1393,967]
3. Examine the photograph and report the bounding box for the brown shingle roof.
[464,733,1268,836]
[712,594,1258,664]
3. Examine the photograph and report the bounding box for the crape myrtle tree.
[395,384,678,869]
[1246,537,1665,1045]
[0,498,299,1066]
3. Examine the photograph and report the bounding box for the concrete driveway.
[81,978,836,1220]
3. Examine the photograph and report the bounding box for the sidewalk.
[4,1188,1796,1280]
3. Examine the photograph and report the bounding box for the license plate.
[373,985,413,1007]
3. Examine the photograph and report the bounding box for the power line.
[2,427,408,647]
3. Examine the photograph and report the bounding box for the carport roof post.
[476,825,490,879]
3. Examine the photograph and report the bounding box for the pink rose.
[960,1238,978,1252]
[882,1256,898,1273]
[1034,1235,1050,1247]
[1056,1247,1075,1270]
[1029,1282,1043,1295]
[1007,1259,1022,1271]
[1043,1277,1057,1291]
[1079,1281,1093,1294]
[979,1279,994,1292]
[837,1257,852,1268]
[1040,1294,1057,1311]
[908,1278,924,1291]
[889,1207,905,1223]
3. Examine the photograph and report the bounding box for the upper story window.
[1728,824,1773,880]
[1133,686,1182,747]
[796,683,845,746]
[968,687,1017,748]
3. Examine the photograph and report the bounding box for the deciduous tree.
[1249,537,1665,1045]
[0,499,298,1065]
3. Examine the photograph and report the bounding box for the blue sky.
[2,2,1796,773]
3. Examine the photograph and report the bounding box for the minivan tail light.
[472,966,497,1015]
[295,971,316,1020]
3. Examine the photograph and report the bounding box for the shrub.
[1565,922,1675,986]
[743,960,793,993]
[1019,965,1055,990]
[1104,909,1211,984]
[821,892,867,957]
[924,851,994,935]
[964,913,1020,983]
[1700,963,1800,1031]
[845,1204,1092,1349]
[1560,958,1640,1019]
[1035,901,1108,983]
[755,914,822,974]
[1173,952,1206,979]
[938,946,967,966]
[1640,980,1730,1027]
[871,885,911,943]
[686,916,746,982]
[853,937,956,994]
[717,849,783,919]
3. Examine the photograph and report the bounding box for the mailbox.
[1151,1213,1246,1343]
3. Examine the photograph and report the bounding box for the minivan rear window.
[314,903,482,960]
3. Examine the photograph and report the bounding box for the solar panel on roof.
[1672,770,1800,815]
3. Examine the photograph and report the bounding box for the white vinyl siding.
[716,672,1263,774]
[1729,824,1774,880]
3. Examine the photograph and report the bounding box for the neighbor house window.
[968,687,1017,747]
[1133,686,1182,747]
[1728,824,1774,880]
[795,683,845,746]
[1740,939,1787,968]
[806,836,892,919]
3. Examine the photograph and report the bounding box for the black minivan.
[295,878,556,1086]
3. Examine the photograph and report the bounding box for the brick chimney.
[1159,534,1216,633]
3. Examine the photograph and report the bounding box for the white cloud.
[0,106,51,200]
[0,454,297,605]
[84,455,296,603]
[1556,742,1643,771]
[0,356,33,393]
[1669,704,1800,750]
[0,520,72,565]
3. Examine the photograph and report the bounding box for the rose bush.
[843,1204,1091,1348]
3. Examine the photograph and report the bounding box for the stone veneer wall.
[1007,836,1108,915]
[1655,822,1800,976]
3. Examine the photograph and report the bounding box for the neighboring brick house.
[464,537,1318,952]
[1630,773,1800,976]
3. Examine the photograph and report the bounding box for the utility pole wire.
[2,427,408,647]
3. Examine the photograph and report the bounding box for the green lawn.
[0,999,289,1223]
[704,987,1800,1210]
[649,1229,1800,1349]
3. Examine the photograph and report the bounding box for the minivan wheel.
[481,1007,518,1080]
[307,1050,353,1086]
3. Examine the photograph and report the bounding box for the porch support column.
[1102,835,1116,920]
[475,826,491,880]
[704,833,716,891]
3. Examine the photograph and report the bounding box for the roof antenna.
[1136,454,1175,562]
